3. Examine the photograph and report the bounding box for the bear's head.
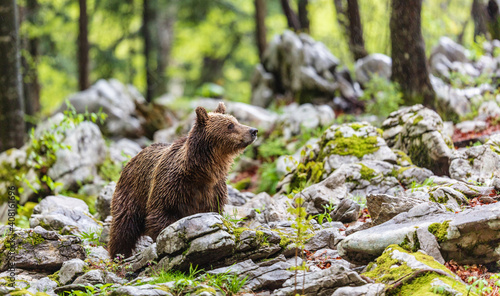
[193,102,257,155]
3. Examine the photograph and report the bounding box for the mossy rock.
[363,244,470,296]
[288,122,390,192]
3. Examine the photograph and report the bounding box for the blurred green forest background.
[23,0,473,115]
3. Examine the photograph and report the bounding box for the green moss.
[193,287,217,295]
[255,230,269,246]
[232,227,250,241]
[289,160,324,192]
[233,177,251,191]
[278,233,291,249]
[326,134,380,159]
[363,251,413,283]
[428,221,450,243]
[399,232,420,253]
[48,271,60,286]
[413,115,424,125]
[364,245,467,296]
[394,150,413,166]
[359,163,377,181]
[468,157,474,166]
[350,123,365,131]
[23,231,45,246]
[428,192,449,204]
[388,273,470,296]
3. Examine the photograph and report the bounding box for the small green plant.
[286,190,314,295]
[410,178,436,192]
[200,270,248,295]
[359,74,403,118]
[314,202,335,225]
[150,264,201,285]
[63,283,114,296]
[466,276,491,295]
[223,209,245,225]
[79,228,104,247]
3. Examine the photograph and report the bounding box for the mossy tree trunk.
[0,0,26,151]
[333,0,368,61]
[390,0,435,107]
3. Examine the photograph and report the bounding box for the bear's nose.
[250,128,258,138]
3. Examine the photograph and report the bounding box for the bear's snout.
[250,128,258,139]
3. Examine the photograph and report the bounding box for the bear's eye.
[228,123,234,130]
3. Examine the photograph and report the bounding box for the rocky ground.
[1,32,500,296]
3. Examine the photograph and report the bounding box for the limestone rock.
[30,195,102,234]
[339,202,500,265]
[59,258,87,285]
[96,182,116,221]
[382,104,452,175]
[355,53,392,85]
[0,226,86,272]
[47,121,107,191]
[273,263,367,296]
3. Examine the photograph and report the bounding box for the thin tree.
[0,0,26,151]
[156,0,176,96]
[254,0,267,60]
[78,0,89,90]
[21,0,41,126]
[390,0,435,106]
[298,0,309,33]
[280,0,301,31]
[333,0,367,61]
[143,0,154,102]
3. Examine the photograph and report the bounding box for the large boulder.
[46,120,107,191]
[363,245,468,296]
[382,104,453,175]
[30,195,102,234]
[449,135,500,186]
[130,213,284,273]
[355,53,392,85]
[280,122,397,193]
[273,263,367,296]
[0,226,86,272]
[251,31,359,108]
[59,79,145,138]
[338,201,500,265]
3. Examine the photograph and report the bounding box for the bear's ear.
[214,102,226,114]
[195,106,209,125]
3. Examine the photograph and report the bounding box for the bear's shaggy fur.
[108,102,257,258]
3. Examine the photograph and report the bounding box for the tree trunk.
[21,0,40,127]
[298,0,309,33]
[0,0,26,151]
[390,0,435,107]
[487,0,500,40]
[472,0,489,40]
[143,0,153,102]
[254,0,267,61]
[78,0,89,90]
[334,0,367,61]
[156,1,176,97]
[280,0,301,31]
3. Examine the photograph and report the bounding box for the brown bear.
[108,102,257,258]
